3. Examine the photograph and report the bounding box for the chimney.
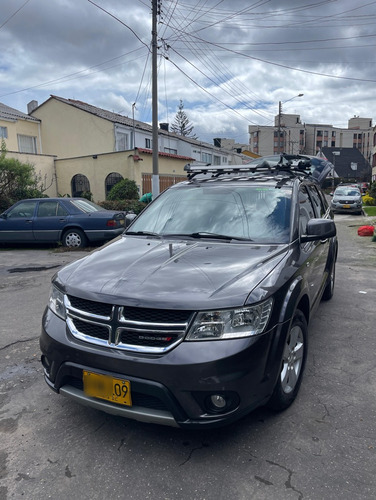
[214,138,221,147]
[159,123,169,131]
[27,100,38,114]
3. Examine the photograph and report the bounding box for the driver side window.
[299,186,315,235]
[8,201,37,218]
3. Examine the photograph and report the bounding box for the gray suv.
[40,156,337,428]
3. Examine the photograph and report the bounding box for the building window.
[201,152,212,163]
[145,138,151,149]
[331,141,336,147]
[332,131,336,137]
[317,130,322,137]
[164,147,177,155]
[222,157,227,164]
[105,172,124,199]
[17,134,37,153]
[116,132,129,151]
[213,155,221,165]
[71,174,90,197]
[0,126,8,138]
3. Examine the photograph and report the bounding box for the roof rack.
[184,154,313,180]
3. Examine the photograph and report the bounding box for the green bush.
[107,179,139,201]
[362,194,375,206]
[99,199,146,215]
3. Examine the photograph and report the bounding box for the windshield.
[334,188,361,197]
[128,184,292,244]
[70,199,105,213]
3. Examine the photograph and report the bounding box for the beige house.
[25,96,196,200]
[0,102,56,198]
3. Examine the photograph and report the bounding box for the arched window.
[105,172,123,199]
[71,174,90,197]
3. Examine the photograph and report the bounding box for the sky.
[1,0,376,145]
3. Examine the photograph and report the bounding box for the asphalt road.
[0,215,375,500]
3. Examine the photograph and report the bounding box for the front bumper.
[40,308,287,428]
[331,202,362,213]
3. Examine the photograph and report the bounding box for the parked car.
[330,185,363,215]
[40,155,337,428]
[0,198,125,247]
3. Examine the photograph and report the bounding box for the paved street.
[0,215,375,500]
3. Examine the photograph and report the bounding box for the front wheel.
[267,310,307,411]
[62,228,87,248]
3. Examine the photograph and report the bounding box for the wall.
[6,151,57,197]
[54,150,191,202]
[32,98,115,158]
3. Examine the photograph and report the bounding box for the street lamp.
[277,94,304,154]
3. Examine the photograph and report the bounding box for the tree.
[107,178,139,201]
[170,100,198,139]
[0,140,46,211]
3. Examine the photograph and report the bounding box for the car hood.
[57,235,289,310]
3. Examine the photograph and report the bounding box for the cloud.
[1,0,376,142]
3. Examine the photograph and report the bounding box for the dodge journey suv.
[40,155,337,428]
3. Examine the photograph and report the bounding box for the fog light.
[210,394,227,409]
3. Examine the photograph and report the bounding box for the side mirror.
[125,213,137,228]
[301,218,336,243]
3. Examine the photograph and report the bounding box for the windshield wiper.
[125,230,161,238]
[163,232,252,241]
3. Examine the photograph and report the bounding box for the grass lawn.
[363,206,376,216]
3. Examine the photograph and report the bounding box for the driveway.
[0,217,375,500]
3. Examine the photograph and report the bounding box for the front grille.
[72,318,110,341]
[66,295,194,353]
[120,306,192,323]
[67,295,113,317]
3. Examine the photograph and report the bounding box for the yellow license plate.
[83,370,132,406]
[342,204,351,208]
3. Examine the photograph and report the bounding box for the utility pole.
[277,101,282,154]
[151,0,159,197]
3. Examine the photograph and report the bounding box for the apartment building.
[248,114,373,164]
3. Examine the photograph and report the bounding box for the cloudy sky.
[1,0,376,144]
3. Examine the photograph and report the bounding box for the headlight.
[48,283,66,320]
[186,298,273,341]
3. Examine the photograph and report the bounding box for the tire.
[62,228,87,248]
[322,260,335,301]
[267,310,307,411]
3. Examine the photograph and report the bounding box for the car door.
[0,200,38,242]
[33,200,69,242]
[299,185,327,309]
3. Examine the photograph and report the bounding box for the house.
[27,95,248,200]
[29,95,238,165]
[0,102,56,197]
